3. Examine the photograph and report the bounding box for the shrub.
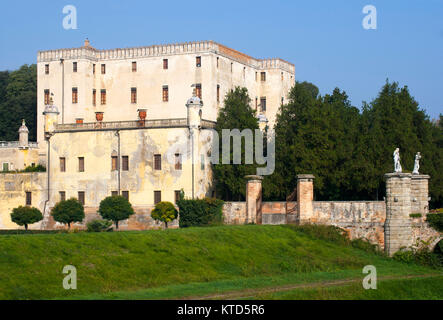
[51,198,85,229]
[409,213,422,218]
[10,206,43,230]
[426,213,443,232]
[177,197,224,228]
[151,201,178,229]
[393,247,443,269]
[86,219,113,232]
[98,196,134,229]
[21,164,46,172]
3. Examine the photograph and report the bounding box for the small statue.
[412,152,421,174]
[393,148,402,173]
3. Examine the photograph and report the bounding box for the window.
[132,61,137,72]
[261,72,266,81]
[195,84,202,99]
[78,157,84,172]
[72,87,78,104]
[243,67,246,78]
[122,191,129,201]
[163,59,168,69]
[175,153,182,170]
[217,85,220,103]
[101,64,106,74]
[174,190,181,204]
[93,64,96,74]
[45,64,49,74]
[201,154,205,170]
[281,72,284,81]
[260,97,266,112]
[131,87,137,104]
[255,72,257,81]
[101,89,106,105]
[255,97,258,110]
[122,156,129,171]
[60,157,66,172]
[216,57,219,68]
[2,163,9,172]
[154,154,161,170]
[59,191,66,202]
[78,191,85,206]
[111,156,118,171]
[111,191,118,196]
[26,192,32,206]
[231,62,233,72]
[162,85,169,102]
[92,89,96,106]
[154,191,161,204]
[73,62,77,72]
[44,89,50,105]
[196,56,201,67]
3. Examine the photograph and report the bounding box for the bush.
[86,219,113,232]
[10,206,43,230]
[51,198,85,229]
[409,213,422,218]
[0,230,66,235]
[98,196,134,229]
[177,197,224,228]
[393,247,443,269]
[151,201,178,229]
[21,164,46,172]
[426,213,443,232]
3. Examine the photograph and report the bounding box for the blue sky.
[0,0,442,118]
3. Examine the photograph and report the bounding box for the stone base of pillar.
[245,175,263,224]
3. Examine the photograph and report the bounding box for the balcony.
[55,118,217,132]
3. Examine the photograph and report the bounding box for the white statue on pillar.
[412,152,421,175]
[393,148,402,173]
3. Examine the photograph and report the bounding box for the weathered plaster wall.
[0,147,40,171]
[0,172,47,229]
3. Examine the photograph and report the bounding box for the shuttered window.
[175,153,182,170]
[26,192,32,206]
[163,59,168,69]
[154,154,161,170]
[101,89,106,105]
[131,88,137,104]
[59,191,66,202]
[60,157,66,172]
[44,89,50,105]
[78,157,84,172]
[78,192,85,205]
[154,191,161,204]
[72,88,78,104]
[122,156,129,171]
[162,86,168,102]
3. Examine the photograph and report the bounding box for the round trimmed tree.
[10,206,43,230]
[98,195,134,229]
[151,201,178,229]
[51,198,85,229]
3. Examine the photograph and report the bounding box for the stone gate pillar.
[245,175,263,224]
[384,173,413,256]
[297,174,315,224]
[411,174,430,215]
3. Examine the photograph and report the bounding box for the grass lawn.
[0,224,441,300]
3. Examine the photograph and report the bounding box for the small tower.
[18,119,29,149]
[42,96,60,138]
[186,85,203,129]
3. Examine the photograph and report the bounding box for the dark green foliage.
[10,206,43,230]
[86,219,113,232]
[151,201,178,229]
[0,65,37,141]
[263,80,443,207]
[177,198,224,227]
[0,230,66,235]
[426,213,443,232]
[51,198,85,229]
[213,87,259,200]
[98,196,135,229]
[409,213,422,218]
[393,248,443,269]
[21,164,46,172]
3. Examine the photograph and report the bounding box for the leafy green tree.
[98,196,135,229]
[10,206,43,230]
[0,65,37,141]
[51,198,85,229]
[213,87,259,200]
[151,201,178,229]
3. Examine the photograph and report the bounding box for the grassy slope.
[0,225,439,299]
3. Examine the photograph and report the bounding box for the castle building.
[36,40,295,146]
[0,40,295,230]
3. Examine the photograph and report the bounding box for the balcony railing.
[55,118,217,132]
[0,141,39,148]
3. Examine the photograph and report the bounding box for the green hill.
[0,225,440,299]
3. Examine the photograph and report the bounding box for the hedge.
[177,198,224,228]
